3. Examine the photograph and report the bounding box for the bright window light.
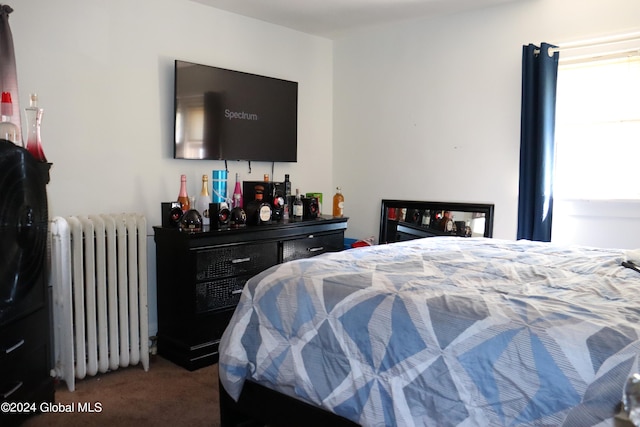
[554,54,640,200]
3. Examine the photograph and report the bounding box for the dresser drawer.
[195,241,279,280]
[282,231,344,262]
[0,342,49,402]
[195,275,253,313]
[0,309,48,367]
[1,309,49,402]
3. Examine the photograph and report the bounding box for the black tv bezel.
[172,60,298,162]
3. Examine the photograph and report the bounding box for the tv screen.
[173,60,298,162]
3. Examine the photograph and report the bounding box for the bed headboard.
[379,200,494,244]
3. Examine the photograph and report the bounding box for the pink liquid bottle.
[177,174,190,213]
[25,93,47,162]
[0,92,20,146]
[232,173,243,208]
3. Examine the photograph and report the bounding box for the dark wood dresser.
[153,216,348,371]
[0,142,54,426]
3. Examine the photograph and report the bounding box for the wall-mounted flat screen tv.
[173,60,298,162]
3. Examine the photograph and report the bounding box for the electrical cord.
[622,260,640,274]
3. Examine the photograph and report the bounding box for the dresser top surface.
[154,215,348,246]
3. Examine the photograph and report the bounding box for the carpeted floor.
[22,355,220,427]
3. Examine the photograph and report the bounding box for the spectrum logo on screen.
[225,109,259,121]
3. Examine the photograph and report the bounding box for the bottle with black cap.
[293,188,303,221]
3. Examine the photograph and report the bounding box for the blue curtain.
[517,43,559,242]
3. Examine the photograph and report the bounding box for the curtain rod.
[534,32,640,55]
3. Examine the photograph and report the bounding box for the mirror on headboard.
[379,200,495,244]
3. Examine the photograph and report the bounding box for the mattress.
[219,237,640,426]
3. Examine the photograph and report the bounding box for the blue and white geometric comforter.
[219,237,640,426]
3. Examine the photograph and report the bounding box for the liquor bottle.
[230,202,246,229]
[258,196,272,225]
[232,173,243,208]
[195,174,211,226]
[272,192,285,222]
[293,188,303,221]
[246,185,272,225]
[283,174,292,221]
[232,193,242,212]
[255,185,272,225]
[177,174,190,212]
[0,92,20,146]
[24,93,47,161]
[179,197,202,233]
[284,174,292,197]
[332,187,344,218]
[442,211,454,233]
[217,204,231,228]
[422,210,431,228]
[388,207,397,220]
[168,203,184,227]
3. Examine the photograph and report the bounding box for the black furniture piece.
[220,378,359,427]
[0,140,54,427]
[153,216,348,371]
[379,199,494,244]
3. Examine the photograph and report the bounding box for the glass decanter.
[25,93,47,162]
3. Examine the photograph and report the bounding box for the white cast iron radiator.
[49,213,149,391]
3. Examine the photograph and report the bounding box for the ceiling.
[189,0,525,39]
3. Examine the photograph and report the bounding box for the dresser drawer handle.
[231,257,251,264]
[4,339,25,354]
[2,381,23,399]
[308,247,324,252]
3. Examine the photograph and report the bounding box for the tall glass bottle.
[333,187,344,218]
[284,174,292,197]
[422,210,431,228]
[195,174,211,226]
[177,174,190,213]
[283,174,291,221]
[232,173,243,208]
[24,93,47,161]
[293,188,303,221]
[0,92,20,146]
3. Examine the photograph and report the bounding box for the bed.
[218,236,640,426]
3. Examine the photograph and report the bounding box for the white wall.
[333,0,640,242]
[10,0,333,335]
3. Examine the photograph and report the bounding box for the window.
[554,53,640,200]
[552,43,640,249]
